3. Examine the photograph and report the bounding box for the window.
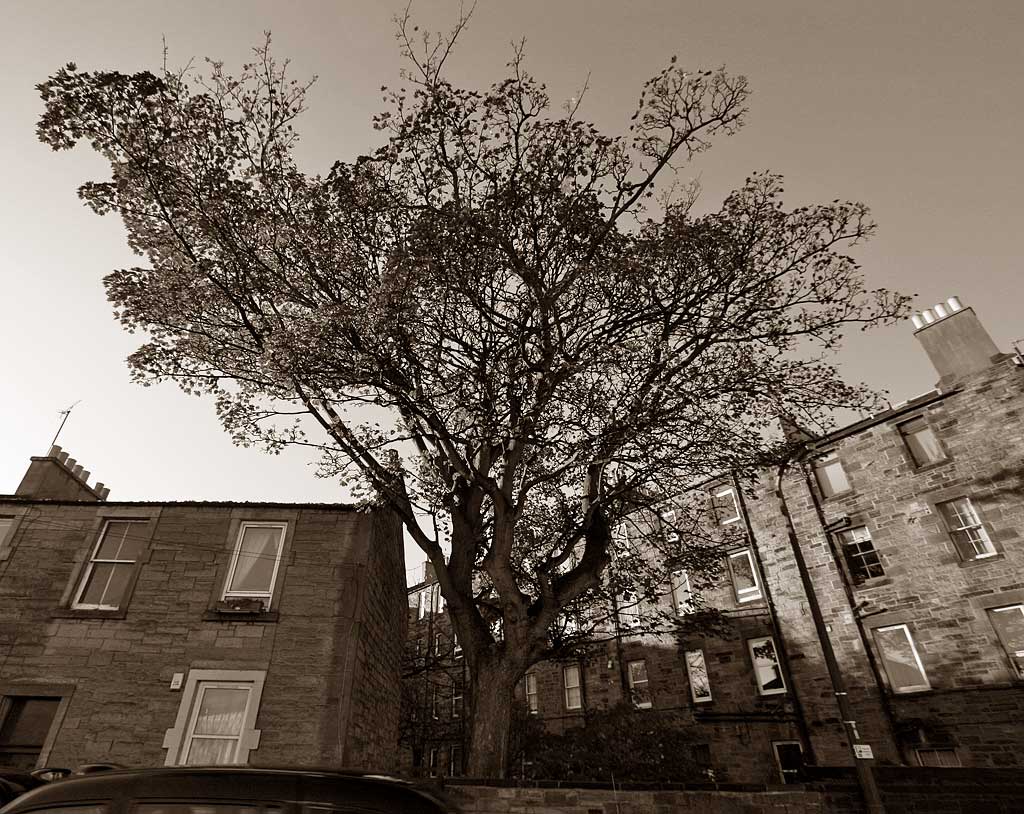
[987,605,1024,679]
[0,696,61,769]
[72,519,147,610]
[748,637,786,696]
[813,452,851,498]
[453,632,462,657]
[163,670,265,766]
[670,570,692,615]
[728,549,762,603]
[525,673,538,715]
[711,485,741,526]
[0,516,15,552]
[563,665,582,710]
[627,660,652,709]
[684,650,712,703]
[839,526,884,583]
[772,741,805,783]
[448,744,463,777]
[617,592,642,630]
[433,633,442,656]
[428,747,438,777]
[452,683,463,719]
[899,416,944,467]
[916,748,960,767]
[431,686,439,719]
[872,624,930,693]
[418,584,443,619]
[223,522,286,608]
[937,498,996,561]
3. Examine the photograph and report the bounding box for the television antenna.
[49,400,81,449]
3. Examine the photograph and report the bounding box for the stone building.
[0,449,406,772]
[402,297,1024,782]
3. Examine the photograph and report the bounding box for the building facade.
[403,298,1024,782]
[0,449,406,772]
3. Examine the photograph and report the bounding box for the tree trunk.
[465,658,519,777]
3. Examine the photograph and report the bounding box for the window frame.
[563,665,583,711]
[748,636,787,696]
[626,659,652,709]
[162,669,265,766]
[728,548,762,604]
[670,570,692,615]
[70,518,150,611]
[916,747,960,767]
[0,510,27,562]
[872,624,931,694]
[684,649,712,704]
[812,451,852,499]
[0,686,74,771]
[772,740,805,784]
[221,521,288,608]
[936,497,997,562]
[987,604,1024,680]
[710,485,741,526]
[838,525,885,584]
[525,673,539,715]
[897,415,947,468]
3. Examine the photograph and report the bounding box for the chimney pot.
[934,303,949,319]
[57,451,69,464]
[72,464,84,479]
[65,457,77,471]
[922,309,936,324]
[79,469,90,484]
[947,296,963,312]
[99,487,111,501]
[48,444,63,458]
[911,313,925,330]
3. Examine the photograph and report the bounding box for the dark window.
[73,520,147,610]
[0,696,61,769]
[916,748,960,767]
[839,526,884,583]
[988,605,1024,679]
[898,416,944,466]
[813,452,851,498]
[772,741,806,783]
[448,744,463,777]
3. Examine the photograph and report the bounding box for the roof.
[0,497,363,510]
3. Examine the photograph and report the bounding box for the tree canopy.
[37,20,909,775]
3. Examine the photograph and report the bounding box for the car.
[0,767,457,814]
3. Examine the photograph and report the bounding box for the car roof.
[0,768,452,814]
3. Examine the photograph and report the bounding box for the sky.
[2,1,1022,577]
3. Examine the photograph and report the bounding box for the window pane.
[839,526,884,583]
[938,498,995,559]
[193,687,248,736]
[0,517,14,543]
[77,562,133,608]
[749,637,786,695]
[185,736,238,765]
[712,487,740,524]
[228,526,282,594]
[729,550,760,601]
[671,571,692,614]
[685,650,711,702]
[815,454,850,497]
[95,521,145,561]
[916,748,960,767]
[901,418,943,466]
[0,697,60,747]
[874,625,929,691]
[989,606,1024,678]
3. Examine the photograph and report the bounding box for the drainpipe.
[775,459,886,814]
[798,461,907,766]
[731,472,816,767]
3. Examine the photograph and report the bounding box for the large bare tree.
[37,21,908,775]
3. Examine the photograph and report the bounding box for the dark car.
[0,767,456,814]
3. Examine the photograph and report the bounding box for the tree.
[37,18,909,776]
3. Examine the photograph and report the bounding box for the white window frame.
[987,604,1024,679]
[712,485,741,526]
[813,451,851,498]
[162,669,265,766]
[685,649,712,703]
[873,624,931,693]
[728,549,762,603]
[451,683,463,719]
[937,497,996,561]
[627,659,652,709]
[525,673,538,715]
[839,525,885,583]
[563,665,582,710]
[898,416,945,467]
[670,570,692,615]
[72,519,148,610]
[222,521,287,608]
[748,636,787,696]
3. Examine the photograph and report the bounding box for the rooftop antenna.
[49,400,81,449]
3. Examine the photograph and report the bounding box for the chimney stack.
[911,297,1003,388]
[15,445,110,502]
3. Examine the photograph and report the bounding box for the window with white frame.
[987,605,1024,679]
[448,744,463,776]
[710,485,741,526]
[748,637,786,696]
[728,549,762,603]
[670,570,692,615]
[617,592,642,630]
[525,673,538,714]
[563,665,582,710]
[428,747,438,777]
[684,649,712,703]
[872,624,930,693]
[898,416,945,467]
[418,583,444,619]
[937,498,996,561]
[627,659,652,709]
[73,519,147,610]
[222,522,287,608]
[838,526,884,583]
[162,670,265,766]
[813,452,851,498]
[452,682,463,719]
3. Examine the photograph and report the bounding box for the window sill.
[202,609,280,623]
[820,489,855,502]
[958,552,1004,569]
[51,607,128,620]
[851,576,892,590]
